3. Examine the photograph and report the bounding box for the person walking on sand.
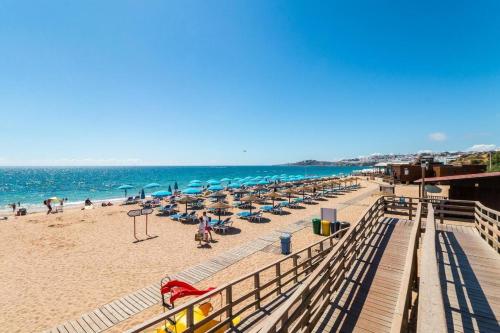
[197,216,208,246]
[202,212,214,243]
[45,199,52,214]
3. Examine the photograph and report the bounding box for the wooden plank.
[86,311,108,331]
[92,309,113,328]
[68,320,87,333]
[75,318,94,333]
[81,313,101,333]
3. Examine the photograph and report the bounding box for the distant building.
[415,172,500,211]
[381,156,487,184]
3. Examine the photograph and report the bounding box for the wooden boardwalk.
[436,223,500,333]
[311,217,415,333]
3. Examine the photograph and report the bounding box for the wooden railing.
[127,196,499,333]
[391,202,422,332]
[248,197,386,333]
[475,202,500,253]
[382,195,418,220]
[422,197,499,253]
[417,203,447,333]
[125,225,350,333]
[420,197,476,223]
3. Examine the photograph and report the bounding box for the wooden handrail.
[125,223,349,333]
[250,197,386,333]
[417,203,447,333]
[474,201,500,253]
[391,202,422,332]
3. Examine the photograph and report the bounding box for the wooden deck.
[436,223,500,333]
[311,218,415,333]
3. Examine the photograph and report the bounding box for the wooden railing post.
[276,262,282,295]
[226,285,233,325]
[306,248,312,274]
[409,197,413,219]
[254,273,261,310]
[186,306,194,332]
[439,200,444,224]
[293,255,299,283]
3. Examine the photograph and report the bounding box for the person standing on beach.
[45,199,52,214]
[202,212,214,242]
[197,216,207,246]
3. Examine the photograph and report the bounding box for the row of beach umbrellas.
[117,173,354,198]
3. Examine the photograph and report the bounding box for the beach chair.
[170,212,187,221]
[248,211,263,222]
[180,211,197,223]
[279,201,290,208]
[158,204,177,216]
[271,204,283,215]
[303,196,314,204]
[260,205,273,213]
[237,211,252,219]
[213,218,233,233]
[124,196,137,205]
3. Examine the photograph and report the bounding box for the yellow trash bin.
[321,220,331,236]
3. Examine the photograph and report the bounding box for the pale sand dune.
[0,180,378,332]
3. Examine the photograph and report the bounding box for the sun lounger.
[260,205,273,212]
[271,204,284,215]
[170,212,188,221]
[158,204,177,215]
[124,196,138,205]
[180,211,197,222]
[303,196,314,204]
[248,211,263,222]
[213,218,233,233]
[237,211,252,219]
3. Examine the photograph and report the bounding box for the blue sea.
[0,166,364,211]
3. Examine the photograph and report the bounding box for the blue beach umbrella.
[254,176,262,180]
[220,178,231,182]
[228,182,242,189]
[140,189,145,199]
[244,180,259,186]
[208,184,224,191]
[207,179,221,185]
[190,180,201,183]
[118,184,134,197]
[188,183,202,188]
[257,180,268,185]
[168,185,172,193]
[144,183,161,189]
[174,182,179,191]
[182,188,202,195]
[233,177,242,182]
[152,190,172,198]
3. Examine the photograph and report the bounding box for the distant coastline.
[280,160,375,167]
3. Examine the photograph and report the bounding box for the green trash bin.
[312,218,321,235]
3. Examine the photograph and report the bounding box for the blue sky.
[0,0,499,166]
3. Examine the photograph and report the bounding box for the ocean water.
[0,166,364,210]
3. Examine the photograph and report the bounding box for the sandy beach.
[0,179,385,332]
